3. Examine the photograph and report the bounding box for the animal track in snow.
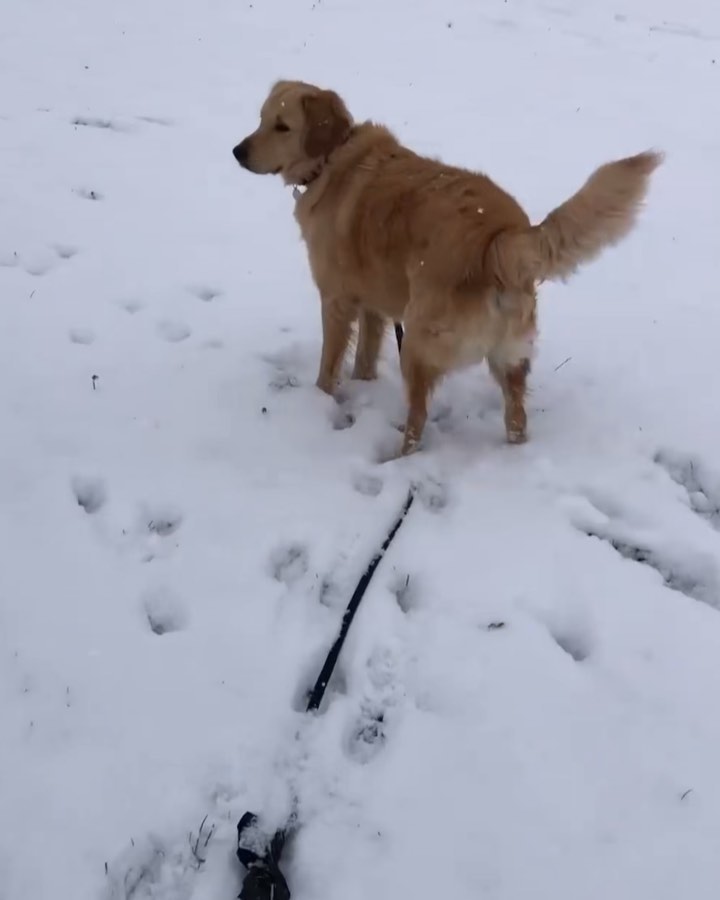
[54,244,78,260]
[71,476,107,514]
[21,248,56,277]
[268,542,309,585]
[142,504,183,538]
[318,575,339,608]
[187,284,222,303]
[156,319,191,343]
[417,477,449,512]
[345,644,406,763]
[73,186,103,201]
[69,327,95,345]
[331,404,356,431]
[142,586,187,635]
[117,298,145,315]
[389,570,417,614]
[655,449,720,529]
[24,262,52,277]
[429,400,456,434]
[352,470,383,498]
[346,705,387,762]
[545,618,593,662]
[0,250,18,267]
[268,370,300,392]
[263,347,305,391]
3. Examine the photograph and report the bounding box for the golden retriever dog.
[233,80,662,456]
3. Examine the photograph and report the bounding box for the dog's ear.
[302,90,351,159]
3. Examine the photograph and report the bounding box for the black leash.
[305,488,414,712]
[236,487,415,900]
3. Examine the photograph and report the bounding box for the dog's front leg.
[352,309,385,381]
[316,298,355,395]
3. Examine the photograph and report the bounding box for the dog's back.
[295,123,532,319]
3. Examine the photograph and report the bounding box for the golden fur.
[233,80,662,455]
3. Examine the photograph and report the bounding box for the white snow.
[2,0,720,898]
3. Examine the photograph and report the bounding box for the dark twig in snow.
[188,814,215,868]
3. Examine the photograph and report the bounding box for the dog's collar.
[290,126,357,201]
[290,165,323,200]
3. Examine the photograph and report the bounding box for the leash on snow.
[235,319,407,900]
[236,487,415,900]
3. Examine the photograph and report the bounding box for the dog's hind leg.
[488,353,531,444]
[352,310,385,381]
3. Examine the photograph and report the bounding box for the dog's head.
[232,80,352,185]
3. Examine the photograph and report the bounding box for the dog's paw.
[315,376,336,396]
[507,429,528,445]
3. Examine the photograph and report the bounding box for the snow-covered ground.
[2,0,720,897]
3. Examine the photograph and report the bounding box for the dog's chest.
[295,203,353,278]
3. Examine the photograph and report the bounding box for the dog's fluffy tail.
[487,150,663,289]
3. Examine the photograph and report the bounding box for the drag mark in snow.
[569,495,720,609]
[71,116,136,133]
[649,22,720,42]
[136,115,175,127]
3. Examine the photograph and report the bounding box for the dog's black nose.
[233,139,249,167]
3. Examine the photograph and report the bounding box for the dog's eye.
[274,121,290,133]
